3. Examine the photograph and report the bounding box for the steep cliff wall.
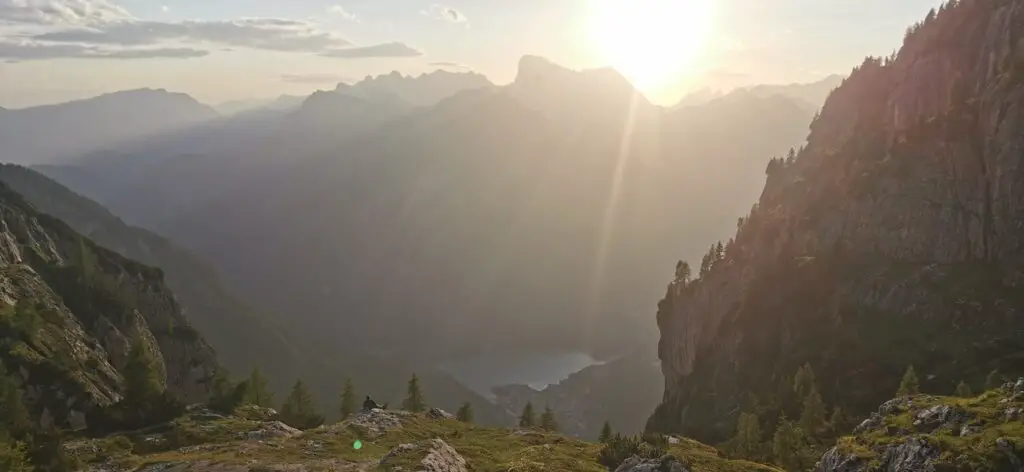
[651,0,1024,442]
[0,182,217,430]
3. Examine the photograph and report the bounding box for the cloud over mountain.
[0,0,420,61]
[323,42,422,59]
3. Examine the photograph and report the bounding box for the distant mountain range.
[674,74,846,112]
[15,62,821,431]
[0,88,219,165]
[35,57,816,364]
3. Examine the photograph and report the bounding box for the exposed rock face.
[0,182,217,429]
[614,455,690,472]
[652,0,1024,441]
[419,439,468,472]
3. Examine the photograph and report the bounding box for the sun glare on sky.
[589,0,716,90]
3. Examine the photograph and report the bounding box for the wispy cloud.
[33,19,352,52]
[0,41,207,60]
[323,42,422,59]
[0,0,129,26]
[428,61,468,68]
[280,72,350,84]
[328,5,357,21]
[421,4,467,23]
[0,0,432,61]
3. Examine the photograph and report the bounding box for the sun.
[589,0,715,89]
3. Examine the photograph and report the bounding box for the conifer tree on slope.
[123,333,165,409]
[519,402,535,428]
[456,402,474,424]
[897,365,920,396]
[339,378,357,420]
[730,412,763,460]
[245,367,275,408]
[402,374,426,413]
[599,421,613,443]
[539,405,559,432]
[799,385,826,435]
[280,379,324,430]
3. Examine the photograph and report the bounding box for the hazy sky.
[0,0,943,108]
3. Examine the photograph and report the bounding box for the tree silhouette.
[599,421,613,443]
[456,402,474,424]
[280,379,324,430]
[402,374,426,413]
[339,378,357,420]
[518,402,535,428]
[245,367,275,408]
[897,365,920,396]
[539,405,559,432]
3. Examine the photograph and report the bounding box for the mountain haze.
[151,56,813,364]
[0,89,218,165]
[650,0,1024,445]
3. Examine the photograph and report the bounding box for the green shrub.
[597,433,668,469]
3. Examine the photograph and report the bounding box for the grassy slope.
[70,409,781,472]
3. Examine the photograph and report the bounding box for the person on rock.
[363,396,387,411]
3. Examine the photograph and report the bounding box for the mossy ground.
[68,409,783,471]
[835,389,1024,471]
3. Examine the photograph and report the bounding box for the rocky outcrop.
[0,182,217,430]
[815,383,1024,471]
[614,455,689,472]
[652,0,1024,441]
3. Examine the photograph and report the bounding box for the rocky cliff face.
[0,182,217,430]
[651,0,1024,442]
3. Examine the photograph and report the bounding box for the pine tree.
[339,378,357,420]
[799,386,826,435]
[956,381,973,398]
[245,367,275,408]
[456,402,474,424]
[539,405,559,432]
[829,406,848,434]
[771,415,807,472]
[208,369,249,414]
[793,363,816,399]
[123,333,164,406]
[897,365,920,396]
[518,402,535,428]
[402,374,426,413]
[0,363,31,441]
[599,421,613,443]
[279,379,324,430]
[731,412,763,460]
[674,261,691,285]
[986,369,1004,390]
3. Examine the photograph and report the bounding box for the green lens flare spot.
[352,440,363,450]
